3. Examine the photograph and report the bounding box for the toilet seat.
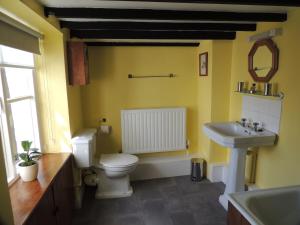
[98,153,139,179]
[99,153,138,168]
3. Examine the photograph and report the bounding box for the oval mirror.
[248,39,279,82]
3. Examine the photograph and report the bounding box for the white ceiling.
[38,0,291,13]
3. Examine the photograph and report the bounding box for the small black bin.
[191,158,204,182]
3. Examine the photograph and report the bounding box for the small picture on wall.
[199,52,208,76]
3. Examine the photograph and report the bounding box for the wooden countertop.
[9,153,72,225]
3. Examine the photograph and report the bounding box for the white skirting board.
[247,184,259,191]
[206,163,260,189]
[130,154,200,181]
[207,163,228,184]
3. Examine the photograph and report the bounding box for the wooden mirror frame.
[248,39,279,83]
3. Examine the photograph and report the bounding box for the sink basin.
[228,186,300,225]
[203,122,277,210]
[203,122,276,148]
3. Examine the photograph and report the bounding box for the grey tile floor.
[73,176,227,225]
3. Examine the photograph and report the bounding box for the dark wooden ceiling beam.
[45,8,287,22]
[106,0,300,7]
[70,30,236,39]
[86,42,200,47]
[61,21,256,31]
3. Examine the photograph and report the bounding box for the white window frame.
[0,46,41,183]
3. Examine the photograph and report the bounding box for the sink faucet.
[253,122,259,132]
[240,118,247,127]
[237,119,264,132]
[250,121,264,132]
[236,118,247,127]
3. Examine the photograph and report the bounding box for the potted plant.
[18,141,41,182]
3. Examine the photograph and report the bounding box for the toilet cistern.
[203,121,276,210]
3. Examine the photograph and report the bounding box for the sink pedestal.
[203,122,276,210]
[219,148,247,210]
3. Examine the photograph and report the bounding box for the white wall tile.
[242,96,282,134]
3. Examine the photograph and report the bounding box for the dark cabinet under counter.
[10,153,74,225]
[227,202,251,225]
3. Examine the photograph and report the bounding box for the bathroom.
[0,1,300,225]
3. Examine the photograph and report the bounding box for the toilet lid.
[100,154,139,168]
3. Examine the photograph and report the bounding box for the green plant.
[18,141,42,167]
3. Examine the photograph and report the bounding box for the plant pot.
[18,162,39,182]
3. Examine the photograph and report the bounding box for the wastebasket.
[191,158,205,182]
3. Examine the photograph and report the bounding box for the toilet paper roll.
[84,174,98,186]
[100,125,111,134]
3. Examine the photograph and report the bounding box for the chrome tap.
[250,121,264,132]
[240,118,247,127]
[253,122,259,132]
[236,118,247,127]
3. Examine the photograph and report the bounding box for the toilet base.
[95,170,133,199]
[95,186,133,199]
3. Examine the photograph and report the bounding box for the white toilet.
[72,129,139,199]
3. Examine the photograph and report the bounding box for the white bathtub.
[228,186,300,225]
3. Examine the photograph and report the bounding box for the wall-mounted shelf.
[235,91,284,100]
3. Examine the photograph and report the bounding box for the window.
[0,45,40,182]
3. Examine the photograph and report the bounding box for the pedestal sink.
[203,122,276,210]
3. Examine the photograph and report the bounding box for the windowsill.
[9,153,71,225]
[8,159,24,187]
[8,174,20,187]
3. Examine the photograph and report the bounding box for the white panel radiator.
[121,108,187,154]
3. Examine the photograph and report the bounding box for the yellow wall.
[62,29,84,136]
[197,41,213,160]
[197,41,232,165]
[21,0,61,29]
[81,46,199,157]
[78,41,232,166]
[229,9,300,188]
[35,35,72,152]
[78,41,232,164]
[0,136,13,225]
[67,85,83,135]
[210,41,232,163]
